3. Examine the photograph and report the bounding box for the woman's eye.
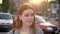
[25,14,29,17]
[24,14,34,17]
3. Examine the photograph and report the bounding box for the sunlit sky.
[29,0,56,4]
[0,0,55,4]
[0,0,2,4]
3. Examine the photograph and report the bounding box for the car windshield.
[36,16,46,23]
[0,14,12,19]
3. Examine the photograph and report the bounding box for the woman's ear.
[19,15,22,20]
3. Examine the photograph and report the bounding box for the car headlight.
[10,20,13,23]
[10,21,13,24]
[46,27,53,30]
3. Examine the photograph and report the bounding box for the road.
[0,32,8,34]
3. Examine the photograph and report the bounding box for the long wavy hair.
[14,3,36,34]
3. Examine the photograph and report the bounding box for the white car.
[0,13,13,31]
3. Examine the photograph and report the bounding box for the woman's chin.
[27,23,32,26]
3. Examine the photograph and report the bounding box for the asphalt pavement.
[0,32,8,34]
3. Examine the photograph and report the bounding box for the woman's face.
[19,9,34,26]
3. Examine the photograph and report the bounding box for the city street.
[0,0,60,34]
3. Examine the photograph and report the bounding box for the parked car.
[55,17,59,21]
[35,15,59,34]
[0,13,13,32]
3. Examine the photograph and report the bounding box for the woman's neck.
[20,24,31,31]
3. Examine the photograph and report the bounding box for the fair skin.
[19,9,34,34]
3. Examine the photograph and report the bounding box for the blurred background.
[0,0,60,34]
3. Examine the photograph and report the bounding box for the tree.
[1,0,9,13]
[1,0,17,13]
[9,0,18,14]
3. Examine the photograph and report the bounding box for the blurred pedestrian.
[7,3,44,34]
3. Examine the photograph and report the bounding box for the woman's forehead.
[22,9,34,14]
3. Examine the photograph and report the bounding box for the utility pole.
[56,0,60,32]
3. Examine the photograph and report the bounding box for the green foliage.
[9,0,18,14]
[1,0,18,13]
[1,0,9,13]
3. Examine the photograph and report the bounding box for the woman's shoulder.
[7,28,44,34]
[36,28,44,34]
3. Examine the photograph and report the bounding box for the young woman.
[7,3,44,34]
